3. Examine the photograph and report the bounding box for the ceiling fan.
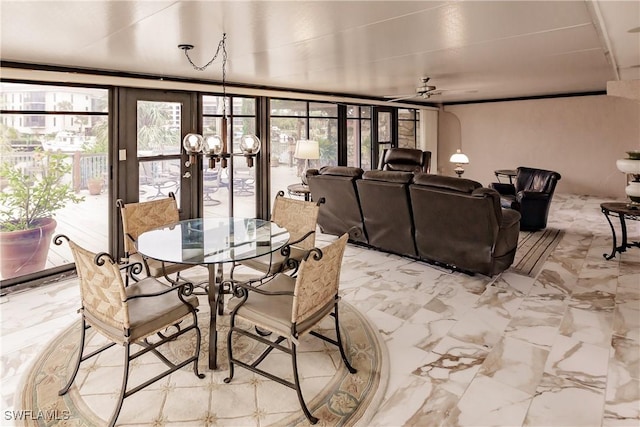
[384,77,477,102]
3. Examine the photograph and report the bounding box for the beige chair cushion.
[238,246,307,275]
[85,277,199,344]
[230,274,333,338]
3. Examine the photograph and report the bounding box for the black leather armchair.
[490,166,561,231]
[378,148,431,173]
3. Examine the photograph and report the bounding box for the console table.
[601,202,640,260]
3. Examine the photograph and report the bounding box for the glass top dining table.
[137,217,290,369]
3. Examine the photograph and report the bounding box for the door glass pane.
[270,99,306,116]
[269,117,307,201]
[138,159,181,203]
[136,101,181,157]
[310,118,338,167]
[361,120,372,170]
[378,112,391,143]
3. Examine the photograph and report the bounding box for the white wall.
[438,95,640,198]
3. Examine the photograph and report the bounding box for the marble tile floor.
[1,193,639,426]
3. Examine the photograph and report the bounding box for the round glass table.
[137,217,290,369]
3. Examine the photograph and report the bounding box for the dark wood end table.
[494,169,517,184]
[601,202,640,260]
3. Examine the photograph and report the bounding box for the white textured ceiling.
[1,1,638,104]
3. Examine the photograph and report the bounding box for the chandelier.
[179,34,260,169]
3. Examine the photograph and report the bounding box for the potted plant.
[0,151,84,280]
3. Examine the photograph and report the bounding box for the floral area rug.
[15,301,387,426]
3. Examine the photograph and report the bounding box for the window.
[0,82,109,282]
[347,106,372,169]
[398,108,420,149]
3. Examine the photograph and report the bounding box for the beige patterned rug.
[512,228,564,277]
[16,301,387,426]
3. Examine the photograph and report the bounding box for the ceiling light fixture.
[179,34,260,169]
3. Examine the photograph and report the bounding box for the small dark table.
[494,169,517,184]
[287,183,312,201]
[601,202,640,260]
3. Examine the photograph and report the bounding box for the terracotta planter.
[87,179,103,195]
[0,218,57,280]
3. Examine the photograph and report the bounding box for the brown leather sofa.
[307,168,521,276]
[378,148,431,173]
[490,166,561,231]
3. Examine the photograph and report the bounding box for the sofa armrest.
[489,182,516,196]
[517,190,550,201]
[500,208,521,229]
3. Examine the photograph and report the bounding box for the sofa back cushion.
[515,167,562,194]
[356,170,416,256]
[306,166,367,243]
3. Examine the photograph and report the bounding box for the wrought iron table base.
[601,202,640,260]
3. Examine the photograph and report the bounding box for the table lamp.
[449,149,469,177]
[294,140,320,184]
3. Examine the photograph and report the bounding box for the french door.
[115,88,198,256]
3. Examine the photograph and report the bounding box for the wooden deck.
[34,163,303,278]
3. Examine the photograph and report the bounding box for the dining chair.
[54,234,204,427]
[116,192,194,285]
[224,233,356,424]
[233,190,324,278]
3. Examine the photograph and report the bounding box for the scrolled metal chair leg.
[334,303,357,374]
[108,344,131,427]
[59,318,87,396]
[291,342,319,424]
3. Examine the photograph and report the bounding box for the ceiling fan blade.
[385,94,417,102]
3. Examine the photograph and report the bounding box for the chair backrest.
[271,193,319,251]
[515,167,562,194]
[378,148,431,173]
[291,233,348,325]
[117,195,180,255]
[68,239,129,331]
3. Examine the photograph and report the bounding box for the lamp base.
[454,166,465,178]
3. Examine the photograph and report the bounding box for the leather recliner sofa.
[378,148,431,173]
[307,168,521,276]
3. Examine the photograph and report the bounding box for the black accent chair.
[378,148,431,173]
[490,166,562,231]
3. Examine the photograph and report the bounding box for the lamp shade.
[294,140,320,160]
[616,158,640,174]
[449,149,469,164]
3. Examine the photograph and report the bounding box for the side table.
[287,183,311,201]
[601,202,640,260]
[494,169,517,184]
